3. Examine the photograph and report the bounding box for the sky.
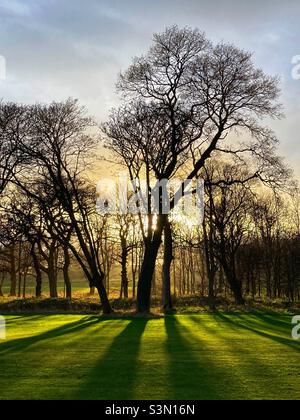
[0,0,300,176]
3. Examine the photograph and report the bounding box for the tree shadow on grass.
[164,316,236,400]
[0,316,125,400]
[0,316,103,355]
[250,312,294,331]
[187,314,290,399]
[214,312,300,352]
[75,318,149,400]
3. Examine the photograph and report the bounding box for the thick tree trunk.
[162,218,173,311]
[9,244,17,297]
[223,265,245,305]
[217,235,245,306]
[48,271,58,298]
[90,270,113,314]
[137,243,159,313]
[63,245,72,299]
[208,272,216,309]
[137,215,165,314]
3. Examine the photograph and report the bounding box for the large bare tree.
[104,26,284,313]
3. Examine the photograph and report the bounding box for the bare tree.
[204,162,257,304]
[105,26,283,313]
[16,100,113,313]
[0,102,28,195]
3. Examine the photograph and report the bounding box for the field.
[0,266,128,299]
[0,313,299,400]
[1,270,95,297]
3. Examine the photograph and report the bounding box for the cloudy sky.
[0,0,300,175]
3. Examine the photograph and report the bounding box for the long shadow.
[0,316,124,400]
[214,312,300,352]
[251,312,293,331]
[0,316,103,355]
[3,315,49,325]
[76,318,149,400]
[164,316,234,400]
[4,314,43,321]
[188,314,287,399]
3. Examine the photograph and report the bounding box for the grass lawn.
[0,313,299,400]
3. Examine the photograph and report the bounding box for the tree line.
[0,26,298,313]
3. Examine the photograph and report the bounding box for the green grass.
[1,275,92,297]
[0,313,299,400]
[1,266,122,298]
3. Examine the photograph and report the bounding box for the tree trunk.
[67,238,113,313]
[22,271,28,299]
[9,244,17,297]
[30,243,42,298]
[63,245,72,299]
[48,245,58,298]
[217,235,245,306]
[18,243,22,298]
[120,240,129,299]
[131,246,138,299]
[0,274,4,297]
[90,270,112,314]
[48,271,58,298]
[71,223,113,313]
[162,218,173,311]
[223,265,245,305]
[137,215,165,314]
[208,272,216,309]
[203,221,217,310]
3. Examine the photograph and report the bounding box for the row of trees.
[1,172,299,307]
[0,26,296,313]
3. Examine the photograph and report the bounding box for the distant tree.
[203,195,219,309]
[162,218,174,311]
[2,191,46,297]
[204,162,256,304]
[115,214,134,299]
